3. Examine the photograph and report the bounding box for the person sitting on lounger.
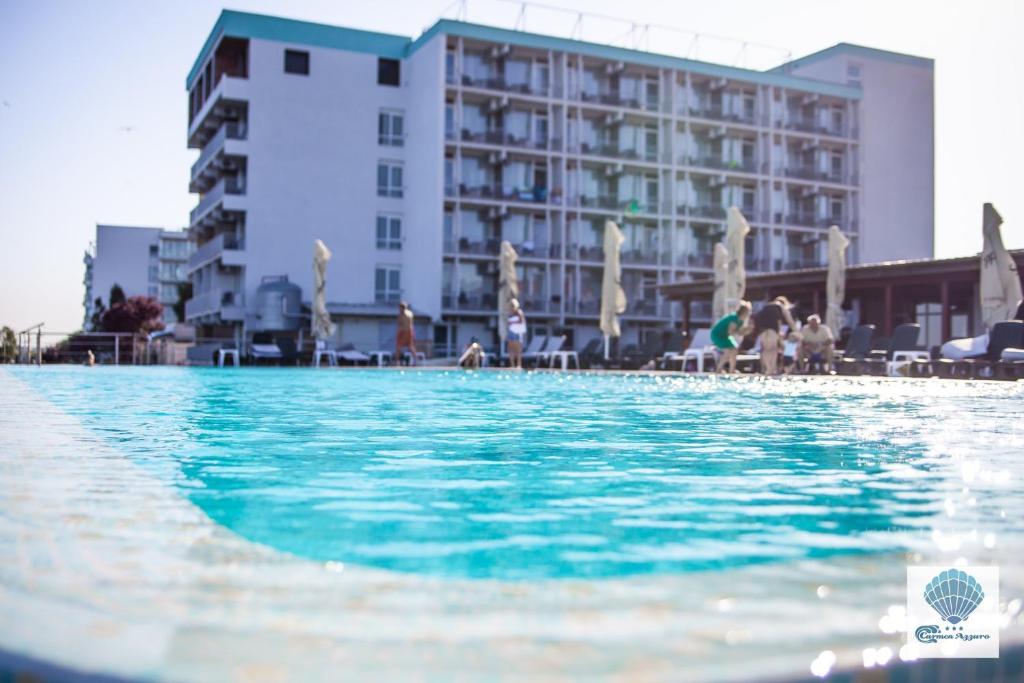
[751,296,797,375]
[799,314,834,373]
[459,338,484,369]
[711,301,752,373]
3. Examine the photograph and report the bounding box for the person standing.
[750,296,796,375]
[711,301,752,373]
[395,301,417,366]
[507,298,527,369]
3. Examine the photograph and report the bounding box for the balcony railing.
[190,176,245,225]
[460,128,549,150]
[460,75,548,97]
[578,142,659,162]
[688,205,728,220]
[185,288,245,320]
[459,184,548,203]
[620,249,660,265]
[782,119,847,137]
[579,91,642,110]
[190,121,247,180]
[688,107,756,125]
[688,156,757,173]
[188,232,243,270]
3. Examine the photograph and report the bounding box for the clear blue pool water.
[12,367,1023,580]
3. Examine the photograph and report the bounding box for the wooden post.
[940,280,951,342]
[883,284,893,336]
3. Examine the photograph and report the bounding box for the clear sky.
[1,0,1021,333]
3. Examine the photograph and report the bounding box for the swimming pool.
[2,367,1022,681]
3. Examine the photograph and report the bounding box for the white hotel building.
[184,10,933,355]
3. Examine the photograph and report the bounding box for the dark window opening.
[284,49,310,75]
[378,58,400,86]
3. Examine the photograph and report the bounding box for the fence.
[13,328,179,366]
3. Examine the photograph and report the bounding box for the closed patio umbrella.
[600,220,627,358]
[498,240,520,342]
[980,203,1022,330]
[312,239,335,342]
[712,242,729,321]
[825,225,850,337]
[724,206,750,313]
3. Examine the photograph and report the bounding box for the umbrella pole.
[604,335,610,361]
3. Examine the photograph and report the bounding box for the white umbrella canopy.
[312,239,335,341]
[723,206,750,313]
[498,240,520,341]
[980,203,1023,330]
[712,242,729,321]
[825,225,850,337]
[600,221,627,352]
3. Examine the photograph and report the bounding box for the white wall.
[91,225,161,306]
[785,52,934,263]
[239,36,444,325]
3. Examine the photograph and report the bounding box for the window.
[445,49,456,83]
[148,265,159,282]
[147,285,159,298]
[378,58,400,86]
[149,245,159,256]
[376,214,402,249]
[375,266,401,303]
[284,49,310,75]
[378,110,404,146]
[377,161,403,197]
[444,103,455,139]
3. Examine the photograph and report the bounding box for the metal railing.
[190,176,245,225]
[188,233,243,270]
[190,120,247,179]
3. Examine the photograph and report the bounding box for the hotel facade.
[184,11,933,355]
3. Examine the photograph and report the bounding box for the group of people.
[710,296,834,374]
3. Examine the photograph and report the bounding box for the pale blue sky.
[1,0,1021,333]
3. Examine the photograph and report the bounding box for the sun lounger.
[671,328,715,372]
[955,321,1024,379]
[861,324,922,376]
[578,338,603,369]
[519,335,548,367]
[536,335,566,367]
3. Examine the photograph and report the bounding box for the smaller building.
[85,225,193,329]
[661,250,1024,349]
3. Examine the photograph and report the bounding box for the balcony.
[460,128,549,151]
[190,176,245,226]
[188,233,245,272]
[188,77,248,149]
[578,142,658,163]
[621,248,660,265]
[185,288,245,321]
[579,91,642,110]
[688,156,757,173]
[688,205,727,220]
[783,213,819,227]
[458,184,548,204]
[688,107,756,125]
[460,75,547,97]
[450,291,499,311]
[190,121,247,180]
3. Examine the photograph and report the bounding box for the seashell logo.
[922,568,985,625]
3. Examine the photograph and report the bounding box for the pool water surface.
[13,367,1024,580]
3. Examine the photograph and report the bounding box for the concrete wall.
[91,225,162,307]
[784,51,934,263]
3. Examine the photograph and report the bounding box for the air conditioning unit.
[487,150,508,166]
[605,61,625,75]
[487,205,510,221]
[485,262,499,274]
[708,126,726,140]
[488,44,511,60]
[801,233,820,245]
[800,139,818,152]
[603,111,624,126]
[709,175,726,189]
[488,96,510,112]
[709,77,728,90]
[604,163,624,178]
[801,93,819,106]
[800,186,818,198]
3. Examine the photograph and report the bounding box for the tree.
[100,296,165,334]
[172,281,192,324]
[90,297,106,332]
[0,326,16,363]
[109,283,126,307]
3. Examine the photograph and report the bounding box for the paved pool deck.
[1,368,1021,682]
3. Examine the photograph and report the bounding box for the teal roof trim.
[773,42,933,74]
[187,10,409,88]
[409,20,861,99]
[186,12,863,99]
